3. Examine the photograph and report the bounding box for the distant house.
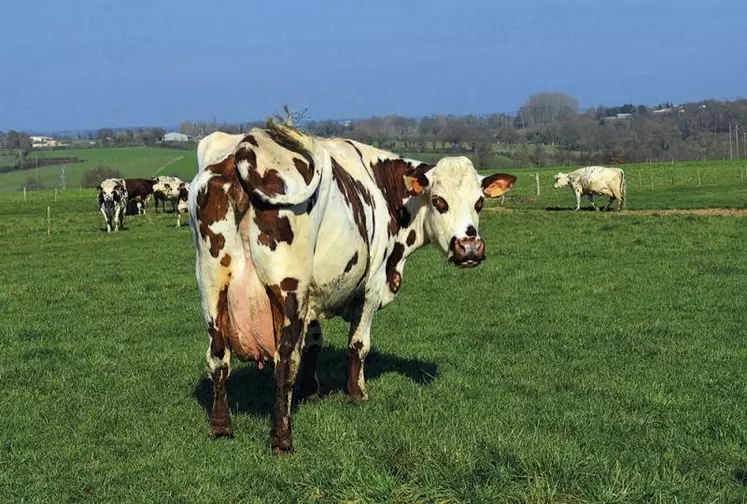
[162,132,189,143]
[31,136,59,148]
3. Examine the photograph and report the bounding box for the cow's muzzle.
[449,237,485,268]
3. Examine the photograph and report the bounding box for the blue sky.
[2,0,746,131]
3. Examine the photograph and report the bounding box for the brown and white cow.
[153,175,185,213]
[97,178,128,232]
[124,178,157,214]
[175,182,189,228]
[189,122,516,452]
[553,166,627,211]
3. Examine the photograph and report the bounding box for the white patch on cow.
[420,157,484,255]
[98,178,127,232]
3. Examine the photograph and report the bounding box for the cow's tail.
[619,169,627,210]
[235,120,324,206]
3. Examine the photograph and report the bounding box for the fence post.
[650,174,654,191]
[697,169,702,186]
[638,171,642,187]
[535,173,540,198]
[54,188,58,202]
[47,206,51,236]
[671,169,675,185]
[23,186,27,202]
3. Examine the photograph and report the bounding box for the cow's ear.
[481,173,516,198]
[96,185,103,193]
[404,172,429,196]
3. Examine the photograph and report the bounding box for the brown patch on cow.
[406,230,416,246]
[293,158,314,185]
[372,159,434,236]
[385,243,405,293]
[265,126,314,166]
[220,254,232,267]
[331,158,374,243]
[344,251,359,273]
[280,277,299,291]
[252,197,294,251]
[347,340,364,399]
[432,195,449,214]
[197,155,249,257]
[208,287,230,360]
[475,196,484,213]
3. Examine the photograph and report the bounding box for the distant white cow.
[97,178,128,232]
[553,166,626,211]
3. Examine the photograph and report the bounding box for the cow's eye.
[431,196,449,213]
[475,197,484,213]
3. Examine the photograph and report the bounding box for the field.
[1,151,747,502]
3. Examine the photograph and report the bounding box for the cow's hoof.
[270,438,293,454]
[210,421,234,438]
[301,392,322,403]
[346,394,368,405]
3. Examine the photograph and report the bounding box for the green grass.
[1,188,747,502]
[0,147,197,192]
[499,159,747,211]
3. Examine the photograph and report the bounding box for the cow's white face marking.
[553,173,571,188]
[421,157,484,254]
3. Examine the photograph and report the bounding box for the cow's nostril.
[466,225,477,237]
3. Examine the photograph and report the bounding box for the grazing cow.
[124,178,157,214]
[97,178,128,232]
[553,166,626,211]
[153,175,185,213]
[189,122,516,452]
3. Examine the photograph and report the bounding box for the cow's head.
[97,182,124,209]
[553,172,571,188]
[407,157,516,267]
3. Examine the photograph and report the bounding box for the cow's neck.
[393,196,430,259]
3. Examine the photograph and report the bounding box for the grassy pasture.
[0,147,197,192]
[1,184,747,502]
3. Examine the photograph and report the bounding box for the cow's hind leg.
[206,292,233,438]
[347,300,376,402]
[266,282,308,453]
[297,320,322,401]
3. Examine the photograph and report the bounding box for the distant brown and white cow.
[553,166,627,211]
[97,178,128,232]
[153,175,185,213]
[189,122,516,452]
[175,181,189,228]
[124,178,157,214]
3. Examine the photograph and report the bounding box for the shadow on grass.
[545,206,598,212]
[192,346,439,417]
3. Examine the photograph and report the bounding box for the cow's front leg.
[101,209,112,232]
[347,301,376,402]
[267,283,307,453]
[589,193,598,211]
[573,188,581,211]
[297,320,322,401]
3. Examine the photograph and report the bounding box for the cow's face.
[408,157,515,267]
[553,173,570,188]
[98,183,123,209]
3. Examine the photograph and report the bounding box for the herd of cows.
[92,123,628,453]
[96,175,190,232]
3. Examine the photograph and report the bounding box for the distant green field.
[1,184,747,501]
[3,146,746,212]
[0,147,197,192]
